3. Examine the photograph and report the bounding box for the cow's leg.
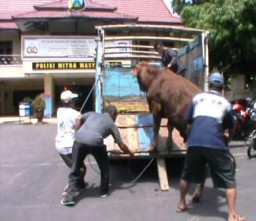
[166,119,173,150]
[173,117,187,143]
[150,114,161,152]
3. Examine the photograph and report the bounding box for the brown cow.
[131,62,202,152]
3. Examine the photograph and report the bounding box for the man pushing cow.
[132,64,243,220]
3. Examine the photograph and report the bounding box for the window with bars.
[0,41,21,65]
[0,41,12,55]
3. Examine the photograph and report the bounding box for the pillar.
[44,74,55,117]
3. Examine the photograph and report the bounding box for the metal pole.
[202,31,209,91]
[95,28,104,113]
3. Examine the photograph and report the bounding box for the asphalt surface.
[0,120,255,221]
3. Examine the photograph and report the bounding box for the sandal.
[176,206,187,213]
[191,193,202,203]
[228,214,246,221]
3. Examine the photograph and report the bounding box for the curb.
[0,117,57,124]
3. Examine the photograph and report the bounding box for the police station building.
[0,0,182,115]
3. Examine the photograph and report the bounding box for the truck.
[94,24,209,190]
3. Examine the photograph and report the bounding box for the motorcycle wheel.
[245,132,254,147]
[247,140,256,158]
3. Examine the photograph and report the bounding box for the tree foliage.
[172,0,210,15]
[172,0,256,75]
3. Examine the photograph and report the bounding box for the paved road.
[0,122,255,221]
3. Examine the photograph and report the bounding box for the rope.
[79,83,96,113]
[78,81,101,174]
[87,155,155,184]
[129,158,154,183]
[78,79,155,187]
[87,154,155,188]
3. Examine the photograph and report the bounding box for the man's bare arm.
[117,142,134,157]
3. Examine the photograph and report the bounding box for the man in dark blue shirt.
[154,42,185,76]
[176,73,245,221]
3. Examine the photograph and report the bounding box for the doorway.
[55,85,94,114]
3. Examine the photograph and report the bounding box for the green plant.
[32,94,46,113]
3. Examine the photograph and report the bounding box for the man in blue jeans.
[61,105,134,206]
[176,73,245,221]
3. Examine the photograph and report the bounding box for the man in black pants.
[61,105,134,206]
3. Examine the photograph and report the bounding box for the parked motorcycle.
[232,99,252,140]
[231,98,256,158]
[247,129,256,158]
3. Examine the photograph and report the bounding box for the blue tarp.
[136,114,154,150]
[103,67,144,98]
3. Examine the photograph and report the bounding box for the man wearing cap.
[176,73,245,221]
[55,90,86,195]
[61,105,134,206]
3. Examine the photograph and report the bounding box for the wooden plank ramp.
[104,114,187,190]
[157,159,169,191]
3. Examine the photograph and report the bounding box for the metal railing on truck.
[94,24,209,190]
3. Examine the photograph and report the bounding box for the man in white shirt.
[55,90,86,194]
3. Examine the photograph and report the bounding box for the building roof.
[0,22,17,29]
[12,0,137,21]
[95,0,181,24]
[0,0,54,20]
[0,0,182,30]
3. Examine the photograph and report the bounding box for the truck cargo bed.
[105,114,187,159]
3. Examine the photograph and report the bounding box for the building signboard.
[22,36,97,59]
[32,62,95,70]
[104,40,131,57]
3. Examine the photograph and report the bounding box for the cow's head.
[131,62,158,92]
